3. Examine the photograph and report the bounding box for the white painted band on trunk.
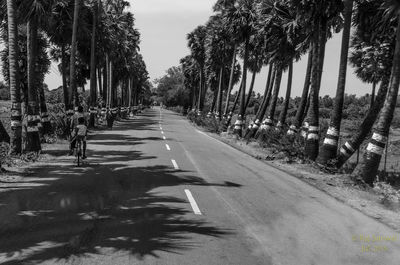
[309,126,319,131]
[340,147,352,157]
[366,143,384,155]
[254,119,260,124]
[307,133,319,140]
[253,124,259,129]
[290,125,296,130]
[301,131,307,138]
[11,121,22,127]
[304,122,309,128]
[27,126,39,132]
[11,110,22,116]
[345,142,355,153]
[327,127,339,136]
[323,138,338,146]
[12,103,21,108]
[372,133,387,143]
[265,118,273,124]
[234,120,243,125]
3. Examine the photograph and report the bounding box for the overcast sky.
[1,0,372,97]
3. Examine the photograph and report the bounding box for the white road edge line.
[184,189,202,215]
[166,144,171,151]
[171,159,179,169]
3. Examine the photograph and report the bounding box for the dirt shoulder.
[196,127,400,232]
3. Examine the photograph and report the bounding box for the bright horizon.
[0,0,374,98]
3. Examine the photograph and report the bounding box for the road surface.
[0,107,399,265]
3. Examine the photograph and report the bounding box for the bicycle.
[74,137,83,166]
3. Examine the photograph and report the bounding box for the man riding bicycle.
[69,106,88,159]
[71,116,88,159]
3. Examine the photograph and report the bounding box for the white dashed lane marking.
[163,136,166,140]
[171,159,179,169]
[185,189,202,215]
[166,144,171,151]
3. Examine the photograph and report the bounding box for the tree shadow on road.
[0,152,238,264]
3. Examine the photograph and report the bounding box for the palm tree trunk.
[336,77,389,168]
[69,0,80,111]
[318,0,353,165]
[89,0,99,128]
[305,17,327,160]
[245,63,274,139]
[244,70,257,110]
[7,0,22,154]
[61,43,69,112]
[371,81,376,106]
[39,84,52,134]
[216,67,224,120]
[234,37,250,136]
[265,67,283,128]
[103,57,108,105]
[98,66,102,100]
[289,50,312,135]
[255,67,280,141]
[224,46,237,117]
[197,68,203,113]
[26,17,41,152]
[277,60,293,129]
[224,80,243,130]
[353,17,400,184]
[209,88,218,117]
[109,60,113,107]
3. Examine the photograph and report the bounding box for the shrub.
[187,111,223,133]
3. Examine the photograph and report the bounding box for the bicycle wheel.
[76,141,81,166]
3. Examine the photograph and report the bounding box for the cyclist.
[69,106,87,155]
[71,116,88,159]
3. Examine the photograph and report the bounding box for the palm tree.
[46,0,73,111]
[69,0,81,111]
[6,0,22,154]
[245,63,274,139]
[335,0,393,168]
[294,0,343,160]
[276,60,293,128]
[223,0,258,136]
[287,50,312,135]
[353,1,400,184]
[318,0,354,165]
[187,26,207,113]
[89,0,100,127]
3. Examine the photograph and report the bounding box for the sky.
[129,0,371,97]
[0,0,372,98]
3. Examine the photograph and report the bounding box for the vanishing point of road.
[0,107,399,265]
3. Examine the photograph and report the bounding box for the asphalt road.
[0,107,399,265]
